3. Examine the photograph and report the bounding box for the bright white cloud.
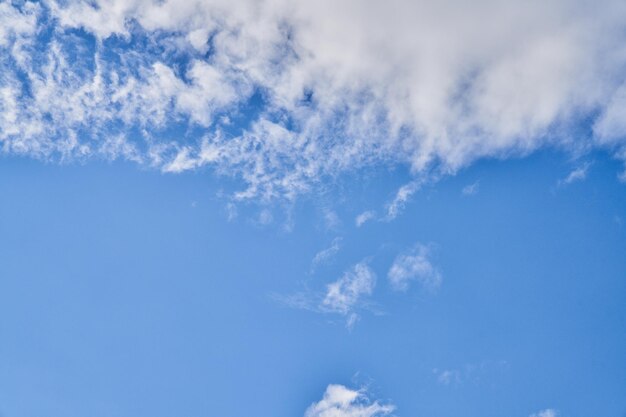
[305,384,394,417]
[529,409,558,417]
[388,244,442,291]
[3,0,626,200]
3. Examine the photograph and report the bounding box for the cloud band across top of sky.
[3,0,626,200]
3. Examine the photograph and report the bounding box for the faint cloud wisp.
[310,237,342,273]
[462,181,480,196]
[558,162,591,186]
[388,243,442,292]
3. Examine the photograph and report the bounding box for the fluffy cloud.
[305,384,394,417]
[3,0,626,201]
[0,2,39,46]
[388,244,442,291]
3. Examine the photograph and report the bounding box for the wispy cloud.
[225,202,238,221]
[462,181,480,196]
[322,209,341,230]
[272,291,318,312]
[311,237,342,272]
[388,243,442,292]
[433,369,462,385]
[558,162,591,186]
[281,245,441,327]
[275,260,377,329]
[384,180,424,221]
[355,210,376,227]
[305,384,394,417]
[433,360,509,386]
[529,409,558,417]
[257,209,274,226]
[322,261,376,328]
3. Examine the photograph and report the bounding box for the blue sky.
[1,2,626,417]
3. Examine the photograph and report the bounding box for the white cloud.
[276,260,376,328]
[322,261,376,326]
[385,180,424,221]
[0,2,39,47]
[305,384,394,417]
[311,237,342,272]
[3,0,626,199]
[388,244,442,291]
[594,82,626,145]
[355,210,376,227]
[558,162,591,186]
[345,313,360,330]
[462,181,480,196]
[529,409,558,417]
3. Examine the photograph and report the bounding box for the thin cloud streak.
[558,162,591,186]
[310,237,342,272]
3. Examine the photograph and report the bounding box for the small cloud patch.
[305,384,394,417]
[388,243,442,292]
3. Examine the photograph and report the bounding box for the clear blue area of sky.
[1,150,625,417]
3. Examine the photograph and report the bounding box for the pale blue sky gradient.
[1,151,625,417]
